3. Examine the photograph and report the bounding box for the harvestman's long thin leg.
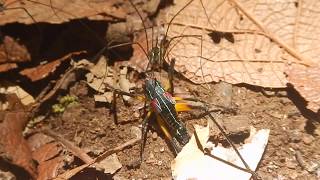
[202,110,258,177]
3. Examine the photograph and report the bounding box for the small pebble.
[289,173,298,179]
[133,111,140,118]
[286,160,297,169]
[302,135,314,145]
[289,130,302,143]
[160,147,165,152]
[152,132,158,140]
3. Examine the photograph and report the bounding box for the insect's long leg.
[164,0,195,40]
[128,111,153,168]
[168,58,175,94]
[111,88,141,124]
[193,130,257,177]
[128,0,149,54]
[205,111,256,175]
[173,98,257,176]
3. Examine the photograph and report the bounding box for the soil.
[47,77,320,179]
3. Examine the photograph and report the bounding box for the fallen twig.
[55,137,140,179]
[41,129,93,163]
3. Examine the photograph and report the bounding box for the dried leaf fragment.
[32,142,62,163]
[0,80,35,106]
[286,65,320,112]
[20,51,84,81]
[0,36,31,64]
[172,124,269,180]
[94,154,122,174]
[37,156,65,180]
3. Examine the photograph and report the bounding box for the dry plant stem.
[30,67,76,113]
[228,0,314,67]
[41,129,93,164]
[56,137,140,179]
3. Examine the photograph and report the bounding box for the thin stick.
[42,129,93,164]
[56,137,140,179]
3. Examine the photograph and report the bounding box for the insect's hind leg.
[196,108,258,178]
[128,111,153,168]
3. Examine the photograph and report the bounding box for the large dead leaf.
[0,94,36,179]
[159,0,318,88]
[0,0,126,25]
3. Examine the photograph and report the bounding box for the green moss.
[52,95,78,113]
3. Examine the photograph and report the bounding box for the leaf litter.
[1,0,320,179]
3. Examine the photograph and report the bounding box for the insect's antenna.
[128,0,149,54]
[164,0,194,42]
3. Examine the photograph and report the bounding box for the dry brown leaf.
[86,56,113,93]
[0,63,17,73]
[0,36,31,72]
[37,156,65,180]
[0,36,31,64]
[158,0,318,88]
[0,80,35,106]
[32,142,62,163]
[27,133,55,151]
[20,51,84,81]
[0,94,36,179]
[27,133,65,180]
[0,0,126,25]
[286,65,320,112]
